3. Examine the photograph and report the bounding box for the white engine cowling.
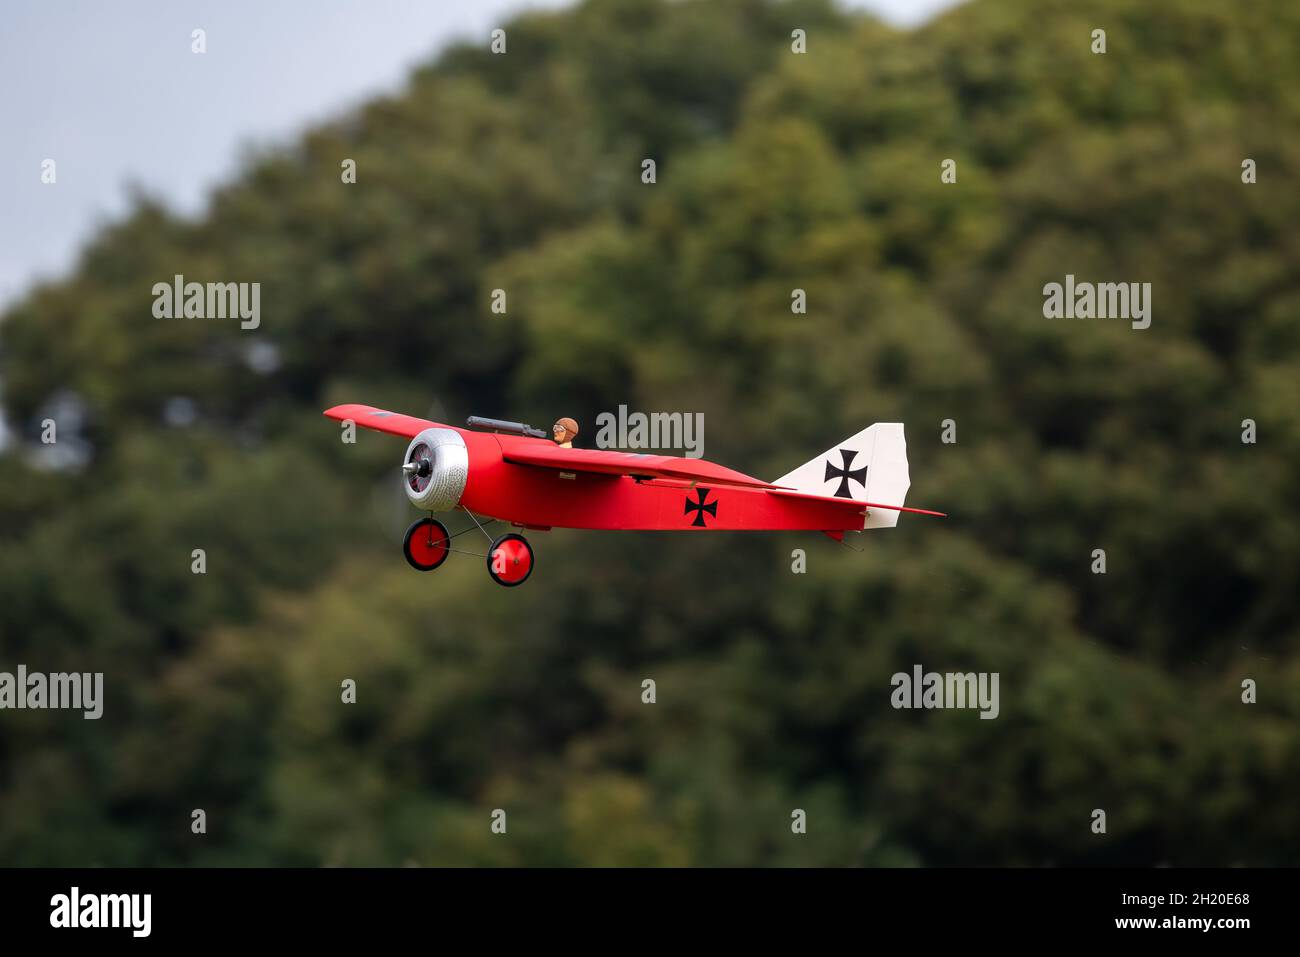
[403,428,468,511]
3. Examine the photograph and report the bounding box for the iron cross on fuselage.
[684,487,718,527]
[825,449,867,498]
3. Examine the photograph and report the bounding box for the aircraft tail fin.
[774,423,913,529]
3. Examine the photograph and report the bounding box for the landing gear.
[400,515,534,586]
[402,518,450,571]
[487,533,534,587]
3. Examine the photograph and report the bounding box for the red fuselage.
[455,429,863,533]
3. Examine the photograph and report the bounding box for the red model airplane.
[325,404,945,586]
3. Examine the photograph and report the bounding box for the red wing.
[766,487,947,517]
[323,404,447,439]
[498,437,780,490]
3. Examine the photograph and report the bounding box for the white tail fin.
[774,423,911,529]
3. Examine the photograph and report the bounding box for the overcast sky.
[0,0,960,309]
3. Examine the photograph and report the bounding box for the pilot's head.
[552,417,579,447]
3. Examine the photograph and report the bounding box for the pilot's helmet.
[552,417,579,444]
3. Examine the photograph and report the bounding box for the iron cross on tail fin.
[772,423,938,529]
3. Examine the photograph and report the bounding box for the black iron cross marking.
[684,488,718,527]
[825,449,867,498]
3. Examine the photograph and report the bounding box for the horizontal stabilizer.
[766,487,946,517]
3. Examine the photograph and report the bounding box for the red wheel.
[403,518,450,571]
[487,533,533,587]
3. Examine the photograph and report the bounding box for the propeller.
[404,443,434,492]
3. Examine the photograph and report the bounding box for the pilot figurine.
[552,417,579,448]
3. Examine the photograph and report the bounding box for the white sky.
[0,0,959,309]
